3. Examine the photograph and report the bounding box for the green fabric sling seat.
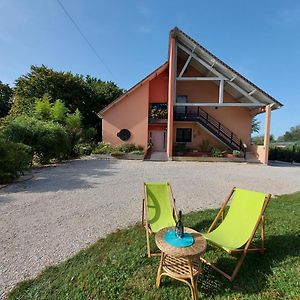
[201,188,271,281]
[142,182,177,257]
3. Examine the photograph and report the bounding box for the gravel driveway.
[1,157,300,298]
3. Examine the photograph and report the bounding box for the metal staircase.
[174,107,246,156]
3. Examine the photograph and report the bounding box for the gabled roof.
[171,27,283,109]
[99,27,282,116]
[98,62,168,117]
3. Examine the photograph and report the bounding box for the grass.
[7,193,300,300]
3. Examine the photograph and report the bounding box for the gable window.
[176,128,192,143]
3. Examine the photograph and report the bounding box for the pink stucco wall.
[173,122,227,150]
[149,70,168,103]
[102,82,149,149]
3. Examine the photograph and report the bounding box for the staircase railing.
[174,107,246,155]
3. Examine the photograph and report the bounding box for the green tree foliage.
[251,117,260,134]
[51,99,68,123]
[10,65,124,128]
[4,116,70,163]
[252,134,275,145]
[0,81,13,118]
[277,125,300,142]
[0,139,32,183]
[34,95,52,120]
[65,109,82,152]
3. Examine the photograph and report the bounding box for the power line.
[56,0,117,81]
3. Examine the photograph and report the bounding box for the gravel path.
[1,157,300,298]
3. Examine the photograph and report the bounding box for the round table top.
[155,227,207,258]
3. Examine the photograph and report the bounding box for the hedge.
[0,139,32,183]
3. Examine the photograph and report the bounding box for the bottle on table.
[175,210,184,238]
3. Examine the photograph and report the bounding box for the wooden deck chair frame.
[200,187,271,282]
[142,182,178,258]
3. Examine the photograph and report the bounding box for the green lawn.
[7,193,300,300]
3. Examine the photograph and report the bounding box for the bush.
[114,143,138,153]
[232,150,241,157]
[73,143,93,156]
[110,151,124,157]
[269,147,300,163]
[4,116,70,164]
[211,147,223,157]
[65,109,82,152]
[0,139,32,183]
[92,142,114,154]
[34,95,52,120]
[81,127,97,142]
[51,99,68,124]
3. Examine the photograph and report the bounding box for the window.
[175,96,187,114]
[176,128,192,143]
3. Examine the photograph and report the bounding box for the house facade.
[99,27,282,164]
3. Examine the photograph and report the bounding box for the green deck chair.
[201,187,271,281]
[142,182,178,257]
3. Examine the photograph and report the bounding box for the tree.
[51,99,68,124]
[0,81,13,118]
[10,65,124,129]
[34,95,52,120]
[252,134,275,145]
[277,125,300,142]
[251,117,260,134]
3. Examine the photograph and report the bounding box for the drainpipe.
[167,33,176,158]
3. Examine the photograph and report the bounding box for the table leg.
[188,258,198,300]
[156,252,164,288]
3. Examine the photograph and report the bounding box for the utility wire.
[56,0,117,81]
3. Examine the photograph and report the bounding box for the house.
[98,27,282,164]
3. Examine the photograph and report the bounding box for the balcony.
[148,103,168,124]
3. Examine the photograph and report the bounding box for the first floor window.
[176,128,192,143]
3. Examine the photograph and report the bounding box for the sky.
[0,0,299,137]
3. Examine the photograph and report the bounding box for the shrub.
[4,116,70,164]
[0,139,32,183]
[81,127,97,143]
[51,99,68,124]
[73,143,93,156]
[65,109,82,152]
[110,151,124,157]
[232,150,241,157]
[211,147,223,157]
[114,143,138,153]
[269,147,300,163]
[92,142,114,154]
[34,95,52,120]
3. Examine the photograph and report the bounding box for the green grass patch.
[7,193,300,299]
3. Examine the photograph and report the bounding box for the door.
[175,95,187,114]
[150,130,166,152]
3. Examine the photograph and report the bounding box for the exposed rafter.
[219,79,224,103]
[174,102,264,107]
[177,43,262,104]
[178,55,192,77]
[177,77,226,81]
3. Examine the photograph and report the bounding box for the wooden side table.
[155,227,207,300]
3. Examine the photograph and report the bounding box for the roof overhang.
[171,27,283,110]
[98,62,168,117]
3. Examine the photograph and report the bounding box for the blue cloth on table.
[163,229,194,248]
